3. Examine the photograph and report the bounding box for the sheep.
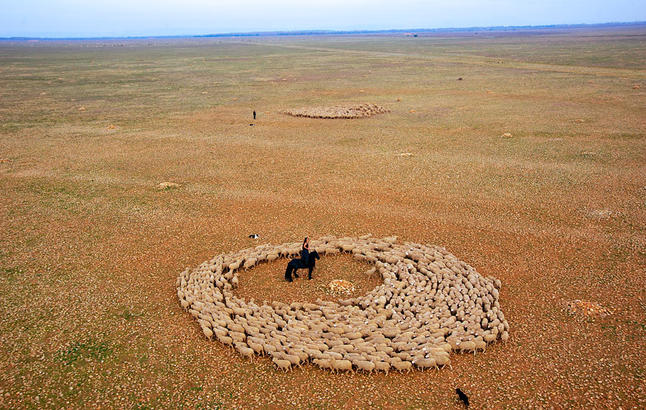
[273,358,291,372]
[474,338,487,352]
[356,360,376,373]
[459,340,477,355]
[247,340,264,356]
[313,358,333,370]
[291,349,309,363]
[392,360,413,373]
[374,361,391,374]
[227,323,245,333]
[202,326,213,340]
[243,258,257,269]
[282,353,302,367]
[230,331,246,343]
[413,357,437,370]
[217,334,233,347]
[236,344,255,361]
[263,343,277,355]
[326,351,344,360]
[383,328,398,338]
[434,352,451,369]
[331,359,353,373]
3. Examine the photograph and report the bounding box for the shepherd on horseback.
[285,237,319,282]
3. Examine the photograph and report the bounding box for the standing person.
[253,110,256,120]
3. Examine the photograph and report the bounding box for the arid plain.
[1,25,645,408]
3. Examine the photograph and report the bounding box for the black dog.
[285,250,320,282]
[456,388,469,408]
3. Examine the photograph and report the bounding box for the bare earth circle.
[177,235,509,373]
[234,253,379,304]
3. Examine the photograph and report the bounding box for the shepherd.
[285,237,320,281]
[253,110,256,120]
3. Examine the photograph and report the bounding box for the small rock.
[566,300,612,317]
[587,209,614,219]
[157,182,181,190]
[328,279,355,295]
[501,132,513,138]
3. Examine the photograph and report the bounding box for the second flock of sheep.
[177,235,509,373]
[283,103,389,119]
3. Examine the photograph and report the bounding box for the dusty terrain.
[0,25,645,408]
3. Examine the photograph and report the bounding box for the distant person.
[293,237,309,278]
[300,237,310,269]
[253,110,256,120]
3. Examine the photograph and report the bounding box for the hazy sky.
[2,0,645,38]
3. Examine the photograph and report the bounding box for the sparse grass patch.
[118,308,144,321]
[0,266,24,279]
[55,338,113,366]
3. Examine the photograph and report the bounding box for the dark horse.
[285,250,320,282]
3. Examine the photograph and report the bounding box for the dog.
[284,250,320,282]
[456,388,469,408]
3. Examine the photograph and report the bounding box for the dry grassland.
[0,25,645,408]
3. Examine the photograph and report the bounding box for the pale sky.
[2,0,645,38]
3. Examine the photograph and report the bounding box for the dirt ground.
[0,25,645,408]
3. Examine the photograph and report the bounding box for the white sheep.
[272,358,291,372]
[331,359,353,373]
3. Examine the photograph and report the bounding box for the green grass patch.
[55,338,113,365]
[118,308,144,321]
[0,266,24,279]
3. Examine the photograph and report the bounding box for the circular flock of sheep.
[282,103,389,119]
[177,235,509,373]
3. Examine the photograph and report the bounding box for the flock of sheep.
[177,235,509,373]
[283,103,389,119]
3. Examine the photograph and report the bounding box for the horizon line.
[1,20,645,41]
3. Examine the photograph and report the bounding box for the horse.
[284,250,320,282]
